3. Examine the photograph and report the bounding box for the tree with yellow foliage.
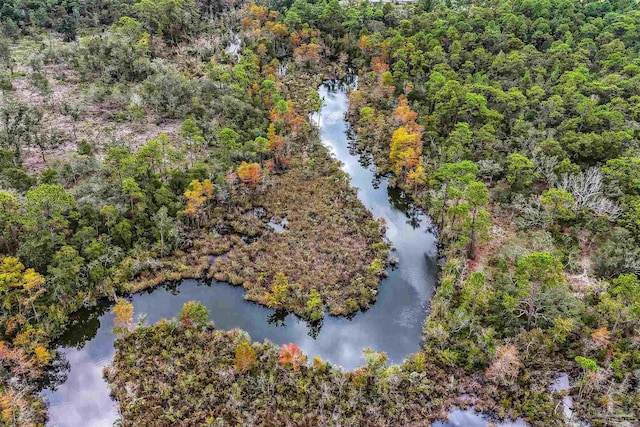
[389,97,424,184]
[112,298,134,335]
[0,257,46,326]
[33,345,50,366]
[389,127,422,176]
[266,272,289,308]
[266,122,286,171]
[183,179,214,227]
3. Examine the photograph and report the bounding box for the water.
[224,32,241,61]
[42,80,438,426]
[433,408,526,427]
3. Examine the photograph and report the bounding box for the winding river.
[43,80,441,426]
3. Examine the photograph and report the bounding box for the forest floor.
[5,37,181,173]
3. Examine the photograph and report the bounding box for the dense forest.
[0,0,639,425]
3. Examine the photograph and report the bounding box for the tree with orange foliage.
[237,162,262,190]
[0,340,32,377]
[394,96,419,128]
[183,179,214,226]
[248,4,268,22]
[486,345,521,385]
[293,43,322,68]
[278,343,307,371]
[234,341,257,373]
[358,35,371,55]
[590,327,611,349]
[371,55,389,74]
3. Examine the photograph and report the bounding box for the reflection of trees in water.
[323,74,357,94]
[266,309,288,327]
[323,79,346,93]
[387,186,424,229]
[307,319,322,339]
[266,310,323,339]
[39,299,112,393]
[161,280,182,295]
[56,280,188,350]
[55,303,111,350]
[36,353,70,392]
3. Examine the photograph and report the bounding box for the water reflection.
[434,408,526,427]
[43,80,438,426]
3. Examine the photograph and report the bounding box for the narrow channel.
[42,80,438,426]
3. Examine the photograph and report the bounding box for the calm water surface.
[43,81,440,426]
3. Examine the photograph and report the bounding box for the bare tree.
[557,168,621,221]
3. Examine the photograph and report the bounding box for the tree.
[442,122,472,162]
[60,101,83,143]
[179,301,209,327]
[389,97,423,180]
[598,273,640,334]
[183,179,214,226]
[266,272,289,308]
[592,227,640,278]
[218,127,239,161]
[430,161,479,229]
[486,345,520,385]
[122,177,146,214]
[407,164,427,193]
[47,246,84,303]
[141,70,196,118]
[620,196,640,236]
[134,0,196,45]
[153,207,179,257]
[303,288,323,321]
[33,345,50,366]
[56,14,77,42]
[0,191,17,252]
[234,341,257,373]
[575,356,599,399]
[540,188,575,222]
[602,157,640,198]
[21,184,76,240]
[0,101,44,165]
[278,343,306,370]
[112,298,134,334]
[237,162,262,190]
[506,153,537,194]
[0,257,46,326]
[389,126,421,177]
[464,181,491,259]
[180,118,205,167]
[513,252,572,329]
[266,122,286,170]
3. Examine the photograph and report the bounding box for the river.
[42,80,441,426]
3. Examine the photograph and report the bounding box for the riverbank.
[103,72,569,426]
[44,76,436,426]
[1,18,393,426]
